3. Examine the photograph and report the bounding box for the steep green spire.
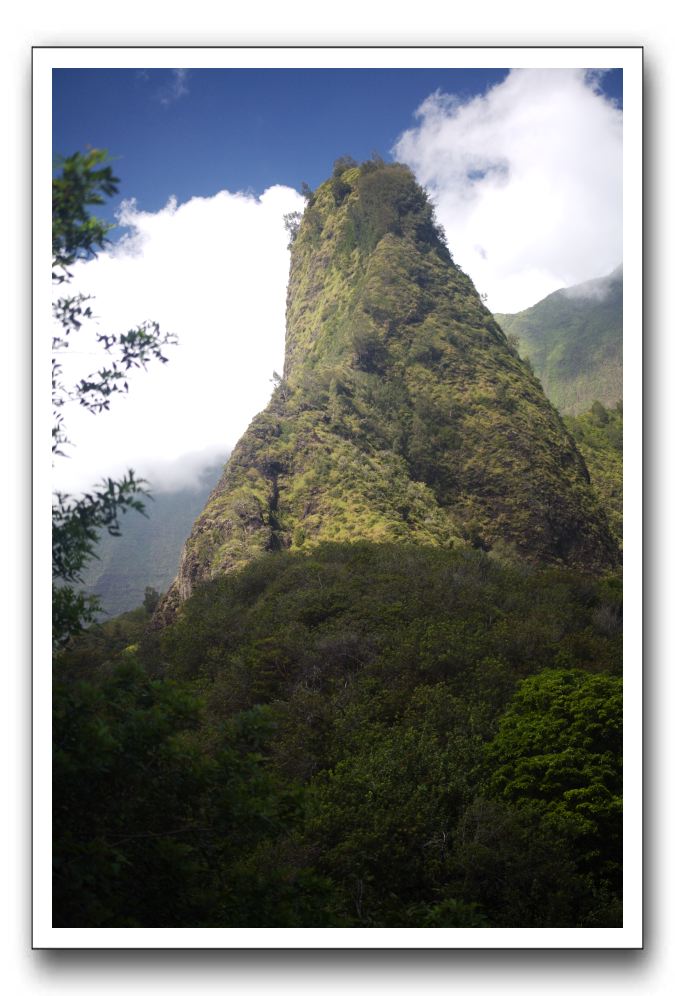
[159,160,618,620]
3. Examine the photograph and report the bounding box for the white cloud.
[53,71,622,496]
[561,263,623,302]
[126,446,230,494]
[393,69,622,313]
[53,184,305,495]
[157,67,190,105]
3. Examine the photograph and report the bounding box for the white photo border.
[34,44,643,950]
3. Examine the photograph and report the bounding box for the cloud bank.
[560,264,623,302]
[124,446,231,495]
[54,72,621,495]
[393,69,622,313]
[54,184,304,495]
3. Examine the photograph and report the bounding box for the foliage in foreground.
[54,543,622,928]
[51,149,177,648]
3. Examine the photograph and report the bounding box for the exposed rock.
[157,161,618,625]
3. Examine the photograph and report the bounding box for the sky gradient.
[53,67,621,224]
[52,66,623,496]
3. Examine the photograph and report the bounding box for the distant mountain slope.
[494,267,622,416]
[564,402,622,547]
[80,459,225,617]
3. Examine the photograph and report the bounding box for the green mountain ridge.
[494,266,622,416]
[56,159,624,930]
[158,161,617,623]
[564,402,622,548]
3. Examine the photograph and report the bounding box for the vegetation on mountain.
[494,267,622,416]
[564,401,623,547]
[160,160,617,622]
[53,158,623,930]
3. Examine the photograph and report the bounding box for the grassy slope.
[494,267,622,416]
[564,402,623,547]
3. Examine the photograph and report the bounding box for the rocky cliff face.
[157,161,618,623]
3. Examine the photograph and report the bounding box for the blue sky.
[53,67,622,227]
[52,66,623,494]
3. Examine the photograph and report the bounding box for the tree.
[283,210,302,247]
[300,181,314,205]
[330,156,358,206]
[143,586,161,615]
[52,149,177,648]
[331,155,358,177]
[52,149,119,277]
[53,660,333,926]
[484,669,622,894]
[590,400,609,426]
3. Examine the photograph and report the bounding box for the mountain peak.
[157,160,618,622]
[284,160,456,384]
